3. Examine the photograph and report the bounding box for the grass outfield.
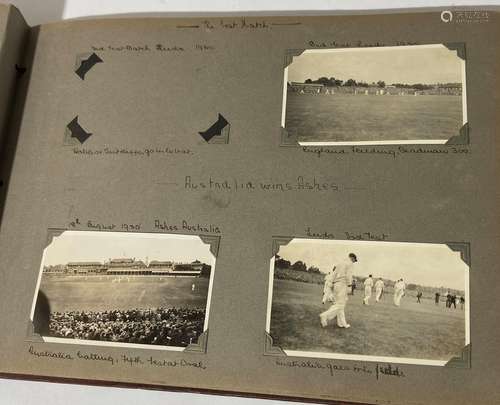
[270,279,465,361]
[285,93,462,142]
[40,275,209,312]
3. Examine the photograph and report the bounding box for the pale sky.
[43,231,215,266]
[287,45,462,85]
[277,239,467,290]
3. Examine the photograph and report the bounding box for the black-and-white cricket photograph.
[267,239,469,365]
[30,231,216,350]
[282,44,466,145]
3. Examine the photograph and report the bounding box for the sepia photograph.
[30,231,216,350]
[282,44,466,145]
[267,239,469,365]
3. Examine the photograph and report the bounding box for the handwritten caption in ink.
[28,346,206,370]
[68,218,221,234]
[305,228,389,241]
[72,147,194,158]
[274,358,405,381]
[183,176,360,193]
[301,145,470,159]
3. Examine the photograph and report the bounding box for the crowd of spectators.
[48,307,205,347]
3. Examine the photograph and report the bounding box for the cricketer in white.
[393,278,406,306]
[319,253,357,329]
[374,278,385,302]
[363,275,374,305]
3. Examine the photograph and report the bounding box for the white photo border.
[28,229,218,353]
[265,237,471,367]
[280,44,468,146]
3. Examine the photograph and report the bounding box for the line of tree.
[391,83,433,90]
[302,77,461,90]
[303,77,386,88]
[275,256,464,295]
[274,255,321,274]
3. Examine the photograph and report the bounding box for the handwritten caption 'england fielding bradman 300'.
[274,358,405,381]
[302,145,470,159]
[28,346,206,370]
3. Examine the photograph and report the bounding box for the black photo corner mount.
[26,320,44,343]
[28,290,52,342]
[280,126,299,147]
[284,49,306,69]
[281,49,306,147]
[446,242,471,267]
[443,42,467,61]
[199,113,230,144]
[184,330,209,353]
[444,242,471,368]
[198,235,221,258]
[445,344,471,368]
[75,52,103,80]
[443,42,468,145]
[271,236,294,257]
[264,332,287,356]
[27,229,68,340]
[182,235,219,354]
[44,228,66,249]
[264,238,294,356]
[445,123,469,145]
[65,116,93,145]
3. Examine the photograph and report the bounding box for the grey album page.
[0,10,499,405]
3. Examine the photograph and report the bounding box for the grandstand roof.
[109,258,134,263]
[149,260,173,265]
[67,261,103,266]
